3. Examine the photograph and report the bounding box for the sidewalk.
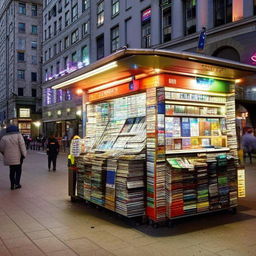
[0,151,256,256]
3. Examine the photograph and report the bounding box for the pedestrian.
[0,128,6,140]
[46,135,59,171]
[241,128,256,164]
[0,125,27,190]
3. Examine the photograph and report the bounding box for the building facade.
[0,0,43,136]
[42,0,90,138]
[42,0,256,137]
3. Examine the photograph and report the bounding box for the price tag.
[237,168,246,198]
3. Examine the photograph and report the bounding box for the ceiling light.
[88,77,133,93]
[52,61,118,90]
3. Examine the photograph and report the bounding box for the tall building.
[43,0,256,137]
[42,0,90,138]
[0,0,43,136]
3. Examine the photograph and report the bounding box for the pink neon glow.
[251,53,256,62]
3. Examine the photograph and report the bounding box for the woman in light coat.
[0,125,27,190]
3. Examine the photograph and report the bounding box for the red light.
[76,88,83,95]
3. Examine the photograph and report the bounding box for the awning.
[48,49,256,90]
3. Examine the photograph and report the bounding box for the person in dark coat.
[241,128,256,164]
[46,135,59,171]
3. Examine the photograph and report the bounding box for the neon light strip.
[52,61,118,89]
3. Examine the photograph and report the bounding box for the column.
[197,0,209,31]
[172,0,184,39]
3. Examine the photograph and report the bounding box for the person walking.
[0,125,27,190]
[241,128,256,164]
[46,135,59,171]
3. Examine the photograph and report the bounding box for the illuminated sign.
[238,168,246,197]
[19,108,30,118]
[89,80,140,102]
[142,8,151,22]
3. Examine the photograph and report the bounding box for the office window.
[31,72,37,82]
[184,0,196,35]
[18,88,24,96]
[71,4,78,22]
[18,23,25,33]
[112,0,119,16]
[44,14,47,25]
[50,66,53,75]
[48,25,51,38]
[17,70,25,79]
[54,43,57,55]
[31,25,38,34]
[64,56,68,69]
[71,29,79,44]
[97,1,104,26]
[51,5,57,17]
[65,10,70,27]
[65,0,69,6]
[44,29,47,40]
[82,22,88,36]
[64,36,69,48]
[17,52,25,61]
[162,0,172,42]
[96,34,104,59]
[59,40,63,52]
[31,4,37,16]
[214,0,232,27]
[45,69,48,81]
[111,26,119,52]
[71,52,77,64]
[54,21,57,35]
[31,55,37,64]
[32,89,37,97]
[82,0,89,11]
[44,51,47,62]
[59,17,62,31]
[81,45,89,65]
[141,8,151,48]
[56,61,60,74]
[254,0,256,15]
[49,48,51,59]
[18,2,26,15]
[31,41,37,49]
[18,38,25,50]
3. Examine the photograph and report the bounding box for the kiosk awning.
[49,49,256,90]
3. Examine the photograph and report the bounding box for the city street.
[0,151,255,256]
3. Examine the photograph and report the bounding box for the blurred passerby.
[241,128,256,164]
[46,135,59,171]
[0,125,27,190]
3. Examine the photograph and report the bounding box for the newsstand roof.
[50,49,256,90]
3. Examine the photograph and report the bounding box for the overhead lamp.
[76,110,82,116]
[88,77,133,93]
[76,88,83,95]
[52,61,118,90]
[235,79,242,84]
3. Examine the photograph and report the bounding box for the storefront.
[51,49,256,224]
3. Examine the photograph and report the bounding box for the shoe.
[48,169,51,171]
[53,169,56,172]
[10,186,15,190]
[15,184,22,189]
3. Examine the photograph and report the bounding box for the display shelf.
[165,100,225,108]
[166,114,226,118]
[166,136,227,139]
[165,98,226,105]
[166,147,230,155]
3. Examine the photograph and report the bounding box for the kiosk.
[50,49,256,224]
